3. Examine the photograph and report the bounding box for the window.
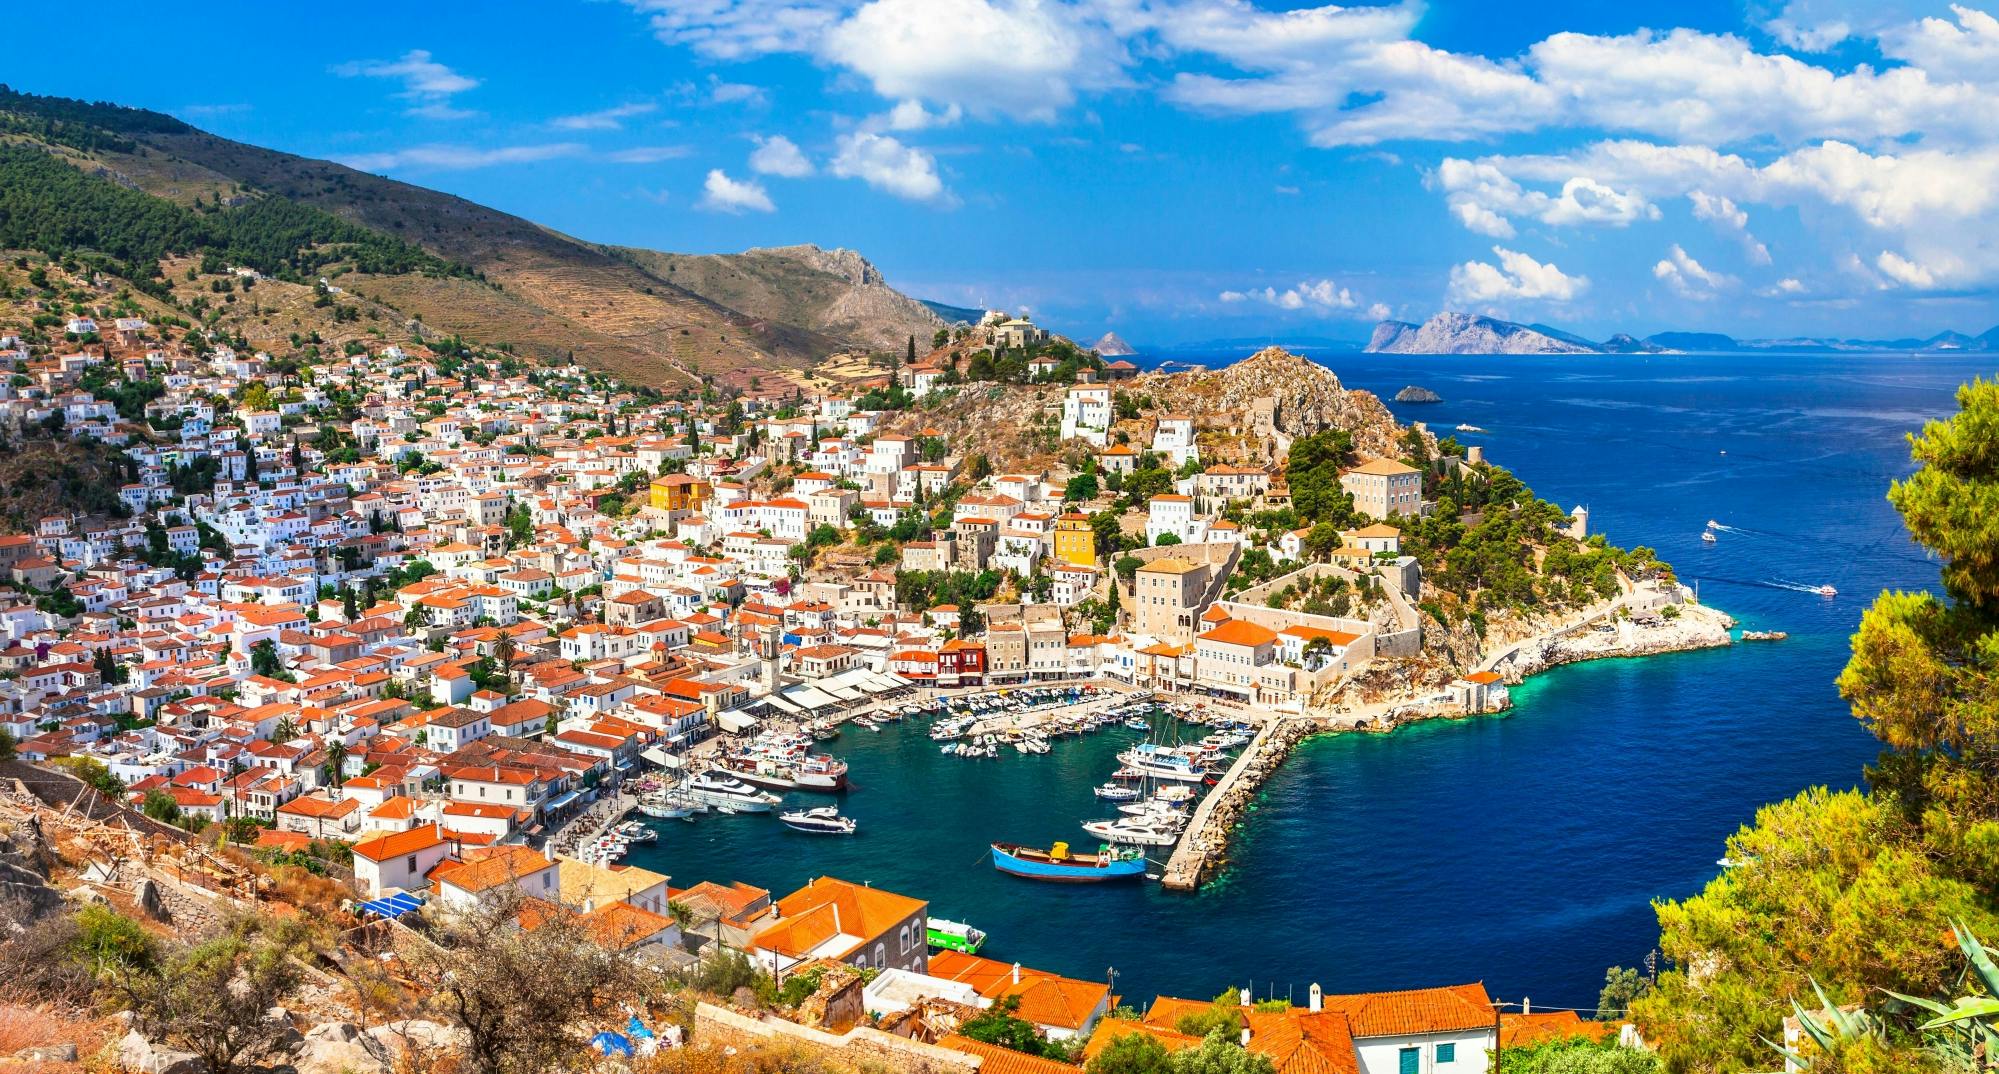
[875,943,887,967]
[899,926,910,954]
[1398,1048,1419,1074]
[1437,1043,1456,1063]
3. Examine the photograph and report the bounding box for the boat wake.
[1769,578,1838,597]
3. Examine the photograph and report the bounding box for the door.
[1398,1047,1420,1074]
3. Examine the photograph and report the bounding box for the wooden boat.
[990,841,1147,883]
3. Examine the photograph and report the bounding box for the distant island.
[1367,311,1999,355]
[1394,385,1443,403]
[1093,331,1137,356]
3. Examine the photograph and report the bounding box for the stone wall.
[693,1002,976,1074]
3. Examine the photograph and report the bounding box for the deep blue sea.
[630,350,1995,1013]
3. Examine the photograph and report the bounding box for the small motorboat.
[779,805,857,835]
[613,821,658,843]
[927,917,988,953]
[1082,818,1180,846]
[1093,783,1141,801]
[1817,584,1837,597]
[1123,716,1151,731]
[1701,530,1716,543]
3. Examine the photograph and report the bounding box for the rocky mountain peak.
[750,243,883,287]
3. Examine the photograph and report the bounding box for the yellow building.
[1051,512,1097,567]
[648,474,710,514]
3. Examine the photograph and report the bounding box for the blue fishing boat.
[991,841,1147,883]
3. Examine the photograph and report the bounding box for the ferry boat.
[684,771,782,813]
[778,805,857,835]
[926,918,988,954]
[990,841,1148,883]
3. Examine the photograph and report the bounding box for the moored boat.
[926,918,989,953]
[685,770,782,813]
[990,841,1148,883]
[778,805,857,834]
[1082,818,1181,846]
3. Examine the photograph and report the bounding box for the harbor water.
[627,351,1993,1012]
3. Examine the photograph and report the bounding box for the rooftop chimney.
[1012,962,1022,985]
[1309,983,1322,1013]
[1522,997,1531,1015]
[1239,987,1251,1007]
[1239,1028,1252,1048]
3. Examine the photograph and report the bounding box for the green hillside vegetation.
[0,143,474,294]
[1631,378,1999,1072]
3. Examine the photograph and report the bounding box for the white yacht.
[685,770,782,813]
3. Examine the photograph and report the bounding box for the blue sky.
[9,0,1999,345]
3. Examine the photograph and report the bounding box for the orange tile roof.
[752,876,924,961]
[1500,1010,1616,1047]
[928,951,1109,1031]
[938,1035,1082,1074]
[351,823,447,862]
[1198,619,1280,647]
[434,845,555,895]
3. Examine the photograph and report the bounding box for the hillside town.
[0,302,1698,1074]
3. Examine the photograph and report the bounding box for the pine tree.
[906,334,917,365]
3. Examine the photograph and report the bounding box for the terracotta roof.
[1198,619,1280,647]
[351,823,448,862]
[928,950,1108,1031]
[938,1035,1082,1074]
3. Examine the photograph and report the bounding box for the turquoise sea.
[628,351,1996,1012]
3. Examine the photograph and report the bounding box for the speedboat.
[613,821,658,843]
[1093,783,1141,801]
[926,918,988,953]
[778,805,857,835]
[1817,584,1837,597]
[685,770,782,813]
[1701,530,1716,543]
[1123,716,1151,731]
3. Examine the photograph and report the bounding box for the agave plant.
[1884,920,1999,1068]
[1765,977,1881,1070]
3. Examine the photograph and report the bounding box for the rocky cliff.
[1367,312,1600,355]
[607,242,945,354]
[1130,346,1421,460]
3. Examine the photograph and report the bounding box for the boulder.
[116,1030,204,1074]
[294,1023,390,1074]
[14,1044,79,1063]
[364,1020,462,1061]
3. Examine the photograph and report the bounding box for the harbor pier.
[1160,716,1314,890]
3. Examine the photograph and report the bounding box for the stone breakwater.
[1159,602,1736,891]
[1160,719,1319,891]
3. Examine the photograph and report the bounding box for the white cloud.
[749,134,814,177]
[629,0,845,59]
[552,102,658,131]
[1689,190,1772,264]
[1760,277,1809,296]
[1448,246,1589,304]
[1876,250,1939,287]
[822,0,1128,121]
[1435,160,1656,235]
[1367,301,1392,320]
[699,169,776,213]
[334,49,480,118]
[605,145,694,164]
[1218,279,1362,312]
[831,131,949,202]
[709,80,769,106]
[1653,244,1734,298]
[881,99,963,131]
[340,143,584,172]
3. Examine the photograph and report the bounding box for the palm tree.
[271,716,298,743]
[324,739,347,789]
